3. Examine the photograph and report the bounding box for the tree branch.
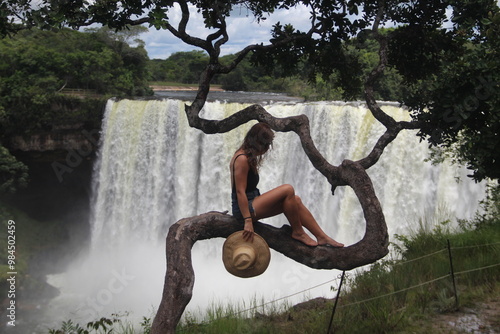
[160,0,211,51]
[151,159,388,334]
[184,103,338,183]
[148,2,421,333]
[360,0,424,169]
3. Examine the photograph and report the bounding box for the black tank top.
[231,154,259,193]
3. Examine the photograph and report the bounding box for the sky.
[140,4,312,59]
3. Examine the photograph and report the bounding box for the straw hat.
[222,231,271,278]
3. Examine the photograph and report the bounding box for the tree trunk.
[151,159,388,333]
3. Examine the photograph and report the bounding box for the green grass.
[173,219,499,334]
[46,219,499,333]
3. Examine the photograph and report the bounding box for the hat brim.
[222,231,271,278]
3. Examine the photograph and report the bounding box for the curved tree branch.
[151,160,388,333]
[161,0,212,51]
[147,1,423,333]
[184,103,338,183]
[360,0,424,169]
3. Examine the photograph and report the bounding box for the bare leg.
[252,185,317,246]
[295,195,344,247]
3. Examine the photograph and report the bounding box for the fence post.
[327,270,346,334]
[447,239,459,309]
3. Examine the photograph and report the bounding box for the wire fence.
[59,88,102,99]
[179,239,500,332]
[227,241,499,316]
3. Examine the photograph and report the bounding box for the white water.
[43,98,486,330]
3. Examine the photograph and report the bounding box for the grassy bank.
[47,213,499,333]
[174,220,499,334]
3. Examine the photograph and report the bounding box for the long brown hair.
[238,122,274,172]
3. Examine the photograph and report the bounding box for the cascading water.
[44,98,486,330]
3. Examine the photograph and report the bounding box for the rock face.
[8,124,100,154]
[2,124,100,245]
[0,126,100,329]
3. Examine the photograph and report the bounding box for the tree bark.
[149,2,407,333]
[151,159,388,333]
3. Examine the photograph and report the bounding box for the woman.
[231,122,344,247]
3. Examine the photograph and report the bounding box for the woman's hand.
[243,219,254,242]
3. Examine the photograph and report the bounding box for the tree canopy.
[0,26,153,193]
[3,0,496,180]
[0,26,152,135]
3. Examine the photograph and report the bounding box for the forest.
[0,26,402,135]
[0,27,152,140]
[0,25,403,195]
[148,29,403,101]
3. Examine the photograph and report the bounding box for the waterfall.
[92,99,484,246]
[45,98,486,329]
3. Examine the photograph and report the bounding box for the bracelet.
[243,216,252,220]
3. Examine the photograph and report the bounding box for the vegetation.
[0,200,68,304]
[46,185,499,333]
[400,6,500,181]
[0,146,28,193]
[150,30,404,102]
[0,26,152,134]
[0,26,153,193]
[1,1,498,332]
[149,50,210,85]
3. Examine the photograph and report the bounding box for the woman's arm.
[233,155,254,241]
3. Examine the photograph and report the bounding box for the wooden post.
[327,270,346,334]
[447,239,459,309]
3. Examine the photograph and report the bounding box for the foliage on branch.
[398,2,500,181]
[0,145,28,194]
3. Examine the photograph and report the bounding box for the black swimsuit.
[231,154,259,193]
[231,154,261,221]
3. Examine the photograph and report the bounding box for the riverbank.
[45,219,500,333]
[149,84,224,91]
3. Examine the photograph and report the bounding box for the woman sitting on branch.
[230,122,344,247]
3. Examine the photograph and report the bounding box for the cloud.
[141,4,312,59]
[145,0,500,59]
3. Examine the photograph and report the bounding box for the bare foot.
[317,237,344,248]
[292,232,318,247]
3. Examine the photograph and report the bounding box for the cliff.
[2,122,102,259]
[8,124,100,154]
